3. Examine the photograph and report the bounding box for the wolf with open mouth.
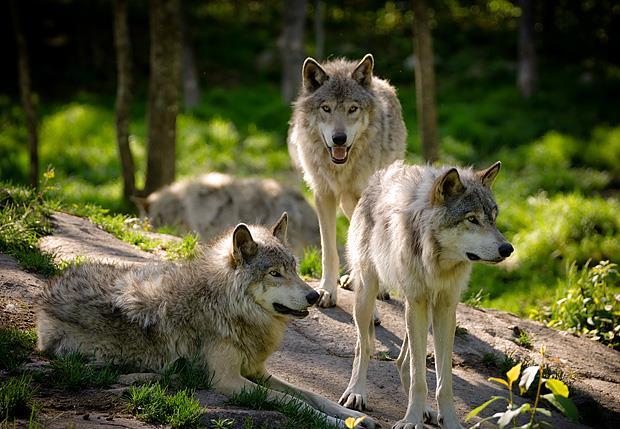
[288,53,407,308]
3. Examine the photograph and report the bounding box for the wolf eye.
[348,106,358,114]
[467,216,480,225]
[269,270,282,277]
[321,105,331,113]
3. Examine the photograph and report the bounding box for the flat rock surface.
[2,212,619,428]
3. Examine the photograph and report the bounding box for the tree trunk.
[181,11,200,110]
[10,0,39,189]
[280,0,307,103]
[113,0,136,201]
[144,0,181,195]
[412,0,439,163]
[313,0,325,61]
[517,0,537,98]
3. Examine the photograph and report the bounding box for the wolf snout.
[331,132,347,146]
[306,290,320,305]
[498,242,514,258]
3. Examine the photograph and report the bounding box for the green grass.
[125,382,205,428]
[67,203,200,261]
[161,357,214,390]
[0,328,37,371]
[50,352,119,390]
[229,384,340,429]
[299,246,321,279]
[0,182,57,275]
[0,375,36,421]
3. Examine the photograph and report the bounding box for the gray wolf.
[37,213,374,429]
[288,53,406,308]
[339,161,513,429]
[135,173,320,258]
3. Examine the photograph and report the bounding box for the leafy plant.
[211,418,235,428]
[467,346,578,428]
[531,260,619,349]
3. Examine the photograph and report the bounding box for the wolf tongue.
[331,146,347,160]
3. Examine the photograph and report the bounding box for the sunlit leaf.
[506,362,522,386]
[545,378,569,398]
[498,403,530,428]
[519,366,540,395]
[345,416,366,428]
[542,394,579,421]
[466,396,505,421]
[488,377,510,388]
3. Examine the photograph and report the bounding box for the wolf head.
[230,212,319,319]
[431,161,514,264]
[300,54,375,165]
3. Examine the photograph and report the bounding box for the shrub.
[531,261,619,349]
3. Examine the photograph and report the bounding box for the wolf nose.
[306,290,320,305]
[498,243,514,258]
[332,132,347,146]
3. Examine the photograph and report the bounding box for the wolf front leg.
[264,374,376,428]
[315,190,339,307]
[393,299,430,429]
[339,267,379,411]
[431,291,463,429]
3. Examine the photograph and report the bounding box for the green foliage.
[0,179,57,275]
[0,375,36,421]
[68,203,199,260]
[531,261,620,349]
[299,246,321,279]
[468,347,578,428]
[125,382,205,428]
[584,127,620,179]
[229,385,339,429]
[466,191,620,314]
[50,352,119,390]
[0,328,37,371]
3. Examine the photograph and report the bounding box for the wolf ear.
[352,53,374,87]
[272,212,288,244]
[232,224,258,264]
[477,161,501,188]
[432,168,464,205]
[303,57,329,92]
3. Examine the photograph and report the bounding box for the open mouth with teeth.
[328,146,350,164]
[467,253,504,264]
[273,303,309,318]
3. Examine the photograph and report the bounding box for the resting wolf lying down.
[37,213,374,428]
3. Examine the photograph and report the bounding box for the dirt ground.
[1,212,619,428]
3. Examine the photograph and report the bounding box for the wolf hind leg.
[315,191,339,307]
[339,266,379,411]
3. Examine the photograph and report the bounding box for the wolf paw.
[437,414,463,429]
[391,420,423,429]
[424,407,438,425]
[339,390,368,411]
[339,274,354,290]
[317,288,337,307]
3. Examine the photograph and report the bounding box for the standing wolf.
[339,161,514,429]
[288,53,406,308]
[37,213,374,429]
